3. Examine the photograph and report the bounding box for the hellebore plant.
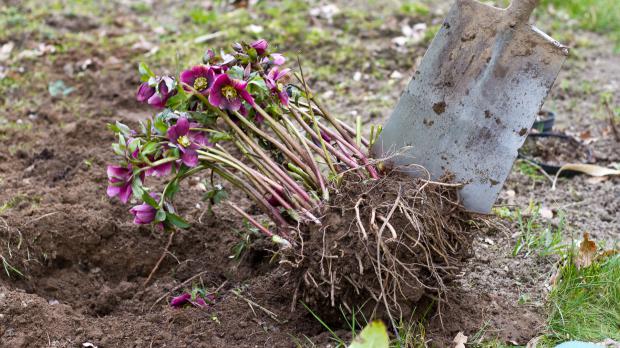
[107,39,380,247]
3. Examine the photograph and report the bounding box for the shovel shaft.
[506,0,539,25]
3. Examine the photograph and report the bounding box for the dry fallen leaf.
[552,163,620,190]
[576,232,597,269]
[453,331,468,348]
[526,336,543,348]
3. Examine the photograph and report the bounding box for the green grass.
[299,301,430,347]
[510,203,566,257]
[544,254,620,344]
[541,0,620,49]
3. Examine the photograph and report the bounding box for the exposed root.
[143,231,175,287]
[284,170,475,323]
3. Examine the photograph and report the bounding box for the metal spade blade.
[373,0,568,213]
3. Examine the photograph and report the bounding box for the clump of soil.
[285,171,474,323]
[520,135,593,166]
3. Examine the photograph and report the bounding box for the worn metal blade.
[373,0,568,213]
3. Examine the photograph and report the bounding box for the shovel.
[373,0,568,213]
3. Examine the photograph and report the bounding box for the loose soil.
[1,1,619,347]
[520,135,593,166]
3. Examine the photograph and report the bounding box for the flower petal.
[190,297,208,308]
[270,53,286,65]
[147,93,166,108]
[136,82,155,103]
[179,69,196,87]
[107,184,121,198]
[181,149,198,167]
[278,90,289,106]
[107,165,129,179]
[170,293,191,308]
[238,88,255,106]
[175,118,190,136]
[147,162,173,177]
[250,39,268,55]
[118,184,133,204]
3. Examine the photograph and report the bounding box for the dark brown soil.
[520,135,593,166]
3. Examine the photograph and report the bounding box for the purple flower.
[204,49,215,62]
[170,293,191,308]
[167,118,209,167]
[180,65,216,95]
[136,82,155,102]
[250,39,268,55]
[265,67,291,105]
[146,161,173,177]
[106,165,133,204]
[209,65,229,75]
[270,53,286,65]
[145,76,176,108]
[189,297,208,308]
[170,292,212,309]
[261,53,286,66]
[129,202,157,225]
[208,74,255,111]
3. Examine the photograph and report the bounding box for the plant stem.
[280,113,328,201]
[232,110,319,188]
[289,106,358,168]
[209,164,289,227]
[217,110,314,207]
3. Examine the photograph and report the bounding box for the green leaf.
[112,143,125,156]
[166,213,190,229]
[208,131,233,143]
[154,116,168,134]
[247,47,258,61]
[348,321,389,348]
[164,179,180,200]
[227,66,244,80]
[107,123,121,133]
[138,62,155,81]
[128,138,140,154]
[166,90,190,110]
[155,209,167,222]
[141,141,159,156]
[141,192,159,208]
[247,78,268,96]
[131,178,145,198]
[115,121,132,136]
[285,209,300,222]
[188,111,218,126]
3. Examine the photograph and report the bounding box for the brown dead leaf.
[453,332,467,348]
[526,336,543,348]
[596,249,619,261]
[576,232,597,269]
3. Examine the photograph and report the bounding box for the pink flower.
[136,82,155,102]
[146,161,174,177]
[129,202,157,225]
[180,65,216,95]
[167,118,209,167]
[137,77,176,108]
[170,292,214,309]
[208,74,255,111]
[265,67,291,105]
[106,165,134,204]
[250,39,268,55]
